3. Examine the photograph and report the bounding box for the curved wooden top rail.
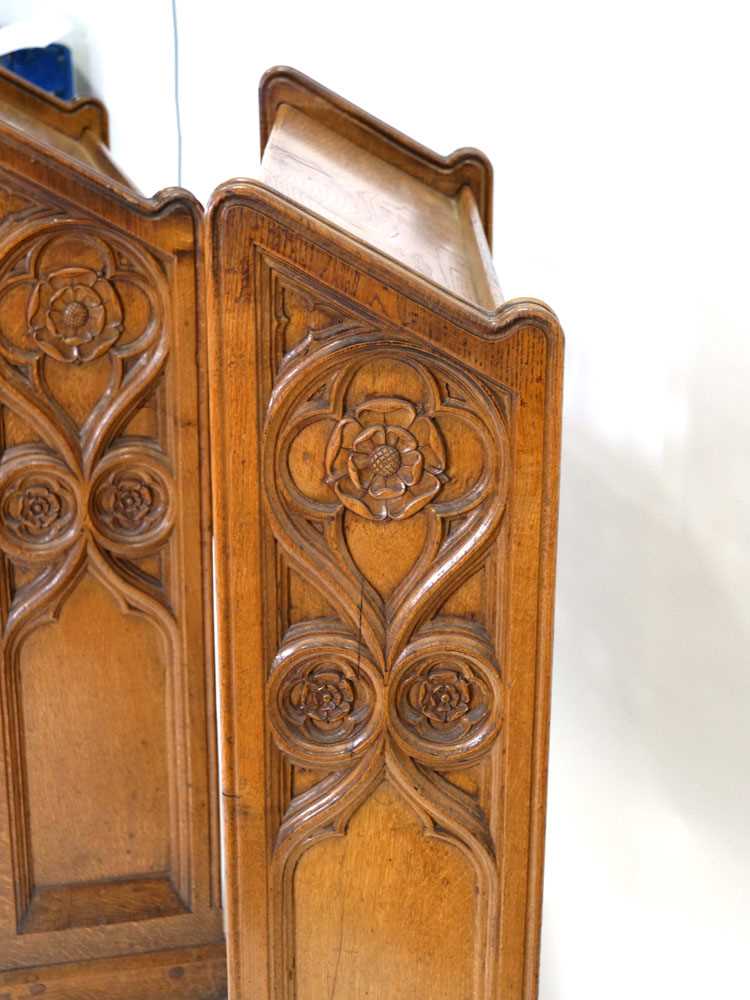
[259,65,495,247]
[0,65,109,141]
[0,65,137,190]
[209,177,559,347]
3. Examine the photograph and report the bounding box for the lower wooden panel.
[18,574,172,908]
[0,944,227,999]
[20,877,187,935]
[294,783,476,1000]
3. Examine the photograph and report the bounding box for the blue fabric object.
[0,43,74,100]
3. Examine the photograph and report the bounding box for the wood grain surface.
[0,61,562,1000]
[0,67,225,1000]
[208,68,563,1000]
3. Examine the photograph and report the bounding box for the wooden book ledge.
[0,65,563,1000]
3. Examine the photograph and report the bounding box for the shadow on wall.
[540,425,750,1000]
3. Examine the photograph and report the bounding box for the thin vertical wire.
[171,0,182,186]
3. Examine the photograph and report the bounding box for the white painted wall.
[1,1,747,996]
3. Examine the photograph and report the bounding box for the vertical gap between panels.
[211,538,227,930]
[171,0,183,187]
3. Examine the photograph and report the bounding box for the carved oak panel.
[208,184,562,1000]
[0,155,224,996]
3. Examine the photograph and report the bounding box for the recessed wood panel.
[22,572,170,889]
[294,782,476,1000]
[21,876,186,935]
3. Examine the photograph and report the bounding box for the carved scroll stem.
[80,346,165,478]
[264,400,386,667]
[269,390,384,640]
[0,355,82,475]
[271,744,385,1000]
[81,266,169,475]
[272,510,385,668]
[386,383,511,659]
[324,506,384,612]
[388,499,507,663]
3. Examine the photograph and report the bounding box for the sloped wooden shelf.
[260,66,500,311]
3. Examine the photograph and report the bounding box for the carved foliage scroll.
[261,263,512,999]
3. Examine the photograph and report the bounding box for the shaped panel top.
[259,67,503,311]
[0,65,134,190]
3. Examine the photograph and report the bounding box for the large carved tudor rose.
[27,265,124,364]
[324,396,448,521]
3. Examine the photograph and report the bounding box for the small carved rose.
[27,266,123,363]
[392,653,496,755]
[297,669,355,725]
[19,484,61,533]
[93,469,164,536]
[112,478,153,527]
[6,483,62,537]
[0,472,77,549]
[269,635,382,762]
[418,668,471,725]
[325,397,448,521]
[280,660,371,745]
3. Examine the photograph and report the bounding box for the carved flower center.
[14,485,63,533]
[61,300,89,330]
[430,684,460,706]
[369,443,401,477]
[113,481,153,523]
[313,685,341,709]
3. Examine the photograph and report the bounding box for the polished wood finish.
[0,62,562,1000]
[0,944,227,999]
[209,68,563,1000]
[259,66,495,246]
[259,67,499,309]
[0,69,225,998]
